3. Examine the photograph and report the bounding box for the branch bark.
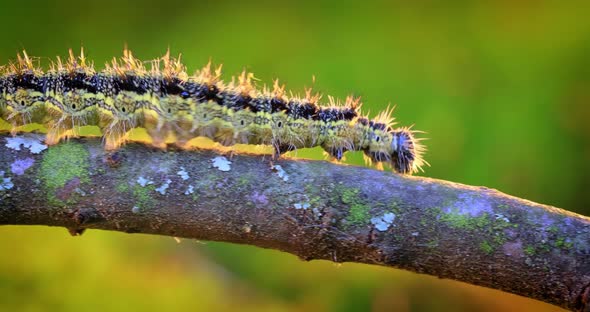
[0,134,588,311]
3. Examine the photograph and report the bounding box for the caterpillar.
[0,48,427,174]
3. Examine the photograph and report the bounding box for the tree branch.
[0,134,588,311]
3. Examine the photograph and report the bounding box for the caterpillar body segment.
[143,94,192,148]
[0,49,427,174]
[0,72,48,133]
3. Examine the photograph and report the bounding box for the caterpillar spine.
[0,48,427,174]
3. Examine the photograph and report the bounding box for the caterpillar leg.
[170,117,194,149]
[173,130,192,149]
[196,125,217,140]
[97,91,140,150]
[101,119,135,151]
[146,126,168,149]
[143,111,168,149]
[45,115,94,145]
[272,143,296,160]
[251,126,272,145]
[44,131,61,145]
[329,147,345,161]
[234,132,251,145]
[214,125,235,147]
[104,132,129,150]
[150,134,168,149]
[45,126,78,145]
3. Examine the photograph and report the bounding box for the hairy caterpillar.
[0,49,427,174]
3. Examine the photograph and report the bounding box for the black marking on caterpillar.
[0,48,428,174]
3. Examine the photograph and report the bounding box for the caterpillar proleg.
[0,49,427,174]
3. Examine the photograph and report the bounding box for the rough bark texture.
[0,134,588,311]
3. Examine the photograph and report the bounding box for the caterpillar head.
[390,128,426,174]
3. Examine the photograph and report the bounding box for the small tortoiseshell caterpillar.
[0,49,427,174]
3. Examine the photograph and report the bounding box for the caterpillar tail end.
[390,128,428,175]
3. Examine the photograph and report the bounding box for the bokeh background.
[0,1,588,311]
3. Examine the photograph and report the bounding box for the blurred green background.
[0,0,588,311]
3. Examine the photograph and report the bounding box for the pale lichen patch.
[184,185,194,195]
[155,179,172,195]
[271,165,289,182]
[212,156,231,172]
[494,213,510,223]
[0,171,14,191]
[75,187,86,196]
[371,212,396,232]
[312,207,323,219]
[137,176,154,187]
[294,202,311,210]
[177,167,189,180]
[10,157,34,175]
[5,135,47,154]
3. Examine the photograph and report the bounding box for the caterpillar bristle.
[373,104,396,130]
[160,49,188,81]
[15,50,39,74]
[391,126,428,174]
[304,87,321,105]
[0,48,428,174]
[271,79,286,99]
[345,95,362,111]
[236,70,257,95]
[193,61,223,86]
[65,48,93,73]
